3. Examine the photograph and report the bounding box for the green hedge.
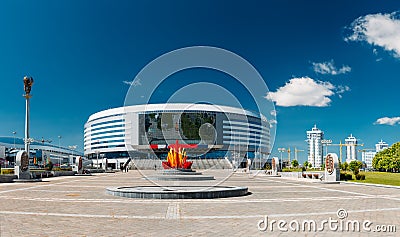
[355,174,366,180]
[340,172,353,181]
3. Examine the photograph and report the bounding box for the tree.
[373,142,400,172]
[303,161,309,169]
[341,162,349,171]
[291,160,299,168]
[349,160,363,174]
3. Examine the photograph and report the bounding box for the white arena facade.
[84,103,271,170]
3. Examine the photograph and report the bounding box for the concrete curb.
[106,186,248,199]
[0,175,17,183]
[341,181,400,189]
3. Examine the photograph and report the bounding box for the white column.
[24,96,30,156]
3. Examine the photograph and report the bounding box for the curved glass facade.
[84,114,125,152]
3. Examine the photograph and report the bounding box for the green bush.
[346,173,353,180]
[340,172,354,181]
[354,168,359,175]
[355,173,366,180]
[340,172,346,180]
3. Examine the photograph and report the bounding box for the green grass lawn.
[349,171,400,186]
[282,168,303,172]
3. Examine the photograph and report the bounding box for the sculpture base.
[145,175,215,181]
[162,161,193,170]
[160,169,197,174]
[144,168,215,181]
[14,166,31,180]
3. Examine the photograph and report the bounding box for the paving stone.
[0,171,398,236]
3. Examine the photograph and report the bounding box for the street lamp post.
[23,76,34,164]
[58,135,62,167]
[12,131,16,149]
[321,139,332,168]
[12,131,17,165]
[96,150,100,170]
[100,153,105,170]
[232,131,237,170]
[278,148,286,171]
[68,145,77,167]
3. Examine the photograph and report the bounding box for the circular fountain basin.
[144,175,215,181]
[106,186,248,199]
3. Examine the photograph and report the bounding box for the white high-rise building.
[306,125,323,168]
[362,140,389,169]
[375,140,388,152]
[362,151,375,170]
[345,134,358,163]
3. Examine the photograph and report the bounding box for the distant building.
[375,140,389,152]
[345,134,357,163]
[306,125,323,168]
[361,140,389,169]
[362,151,375,170]
[0,137,83,168]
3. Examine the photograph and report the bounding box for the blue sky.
[0,1,399,162]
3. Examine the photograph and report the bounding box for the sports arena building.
[84,103,271,169]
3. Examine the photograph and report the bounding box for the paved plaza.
[0,171,399,236]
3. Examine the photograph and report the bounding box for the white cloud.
[336,85,351,98]
[123,78,142,87]
[312,60,351,75]
[336,85,350,94]
[345,11,400,58]
[265,77,348,107]
[374,117,400,126]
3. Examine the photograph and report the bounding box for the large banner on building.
[36,149,42,162]
[42,151,50,164]
[138,112,216,145]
